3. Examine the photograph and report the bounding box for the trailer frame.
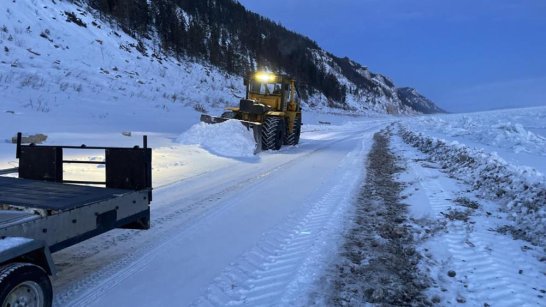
[0,133,153,306]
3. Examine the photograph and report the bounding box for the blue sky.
[238,0,546,112]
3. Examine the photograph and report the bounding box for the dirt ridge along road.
[325,129,431,306]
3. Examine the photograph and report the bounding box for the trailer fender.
[0,237,56,275]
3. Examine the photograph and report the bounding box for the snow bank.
[177,120,256,158]
[411,109,546,156]
[399,124,546,248]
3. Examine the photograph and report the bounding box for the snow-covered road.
[2,105,545,306]
[52,120,388,306]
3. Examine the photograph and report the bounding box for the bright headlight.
[255,72,275,83]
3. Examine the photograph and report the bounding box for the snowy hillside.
[0,0,440,117]
[1,0,244,132]
[309,49,417,114]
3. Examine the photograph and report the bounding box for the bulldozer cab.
[245,72,299,112]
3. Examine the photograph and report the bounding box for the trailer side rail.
[14,132,152,201]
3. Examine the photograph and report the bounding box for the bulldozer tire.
[284,115,301,146]
[262,117,285,151]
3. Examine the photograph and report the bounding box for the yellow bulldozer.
[200,71,302,151]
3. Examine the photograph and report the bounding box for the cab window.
[249,81,282,96]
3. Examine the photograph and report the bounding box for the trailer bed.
[0,175,151,253]
[0,176,130,211]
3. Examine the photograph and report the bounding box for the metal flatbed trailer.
[0,133,152,307]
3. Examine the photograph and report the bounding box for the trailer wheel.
[0,263,52,307]
[284,114,301,146]
[262,117,285,150]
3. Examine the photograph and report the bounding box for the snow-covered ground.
[1,1,545,306]
[393,107,546,306]
[402,107,546,174]
[399,107,546,247]
[2,104,544,306]
[393,133,545,306]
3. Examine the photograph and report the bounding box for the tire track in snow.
[408,155,545,306]
[56,150,313,307]
[55,125,382,307]
[191,132,371,306]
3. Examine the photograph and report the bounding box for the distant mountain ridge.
[396,87,446,114]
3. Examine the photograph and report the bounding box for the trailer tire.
[262,117,285,151]
[0,263,52,307]
[284,114,301,146]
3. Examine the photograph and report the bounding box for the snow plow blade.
[200,114,229,124]
[200,114,263,154]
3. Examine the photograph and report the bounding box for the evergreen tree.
[89,0,350,105]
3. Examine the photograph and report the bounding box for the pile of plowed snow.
[399,124,546,248]
[177,120,256,158]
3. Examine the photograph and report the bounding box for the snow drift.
[177,120,256,158]
[413,115,546,156]
[399,124,546,248]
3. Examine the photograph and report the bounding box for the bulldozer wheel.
[284,114,301,146]
[262,117,285,151]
